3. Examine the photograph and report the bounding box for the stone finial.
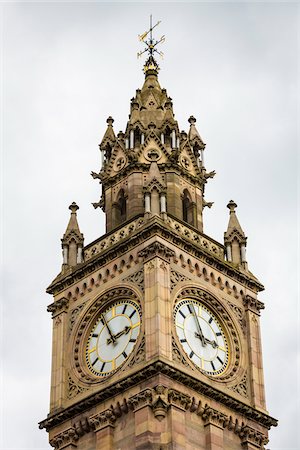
[69,201,79,214]
[106,116,114,126]
[188,115,197,125]
[227,200,237,213]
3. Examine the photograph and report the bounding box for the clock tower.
[39,22,277,450]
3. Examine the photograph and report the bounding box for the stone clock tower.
[39,24,277,450]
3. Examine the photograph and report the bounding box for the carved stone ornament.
[49,427,79,450]
[90,409,116,432]
[202,406,228,429]
[128,389,153,411]
[229,372,248,398]
[137,241,175,262]
[151,385,169,421]
[144,148,162,162]
[113,156,126,172]
[227,300,246,335]
[67,374,88,400]
[127,335,145,367]
[124,269,144,292]
[170,269,191,291]
[172,335,190,368]
[176,287,241,381]
[47,297,69,318]
[243,295,265,315]
[69,303,85,335]
[239,425,269,447]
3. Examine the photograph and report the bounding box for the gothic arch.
[182,189,195,226]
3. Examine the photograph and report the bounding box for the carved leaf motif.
[67,374,88,399]
[128,336,145,367]
[69,303,85,335]
[229,373,248,398]
[227,300,246,335]
[124,270,144,292]
[172,336,190,368]
[170,270,190,292]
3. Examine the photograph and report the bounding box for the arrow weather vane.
[138,15,165,73]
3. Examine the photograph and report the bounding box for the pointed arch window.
[182,190,195,226]
[115,189,127,226]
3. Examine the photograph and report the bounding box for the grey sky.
[1,2,298,449]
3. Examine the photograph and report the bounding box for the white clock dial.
[86,300,141,377]
[174,300,229,376]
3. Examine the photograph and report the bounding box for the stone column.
[130,130,134,149]
[90,409,116,450]
[47,298,69,412]
[145,192,151,213]
[167,389,191,449]
[76,245,83,264]
[226,244,232,262]
[243,295,266,410]
[62,245,68,264]
[202,407,227,450]
[200,149,204,166]
[171,130,176,148]
[160,193,166,213]
[138,242,174,361]
[129,389,155,449]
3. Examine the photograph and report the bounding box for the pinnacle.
[63,202,84,244]
[224,200,246,239]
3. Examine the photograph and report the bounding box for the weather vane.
[138,15,165,73]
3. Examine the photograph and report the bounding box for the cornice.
[47,297,69,317]
[243,295,265,315]
[137,241,175,262]
[39,360,277,432]
[47,217,264,296]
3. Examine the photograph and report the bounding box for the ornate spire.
[61,202,84,268]
[224,200,247,269]
[138,15,165,76]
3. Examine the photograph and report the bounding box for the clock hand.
[195,334,218,349]
[106,325,131,345]
[101,314,117,345]
[190,303,206,347]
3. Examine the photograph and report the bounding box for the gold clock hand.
[196,335,218,348]
[204,337,218,348]
[101,314,117,345]
[107,326,131,345]
[190,303,206,347]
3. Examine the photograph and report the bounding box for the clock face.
[174,299,229,376]
[86,300,141,377]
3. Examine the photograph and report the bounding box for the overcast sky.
[1,2,298,449]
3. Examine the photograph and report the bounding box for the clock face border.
[71,287,142,384]
[173,287,242,382]
[85,299,142,378]
[174,299,229,377]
